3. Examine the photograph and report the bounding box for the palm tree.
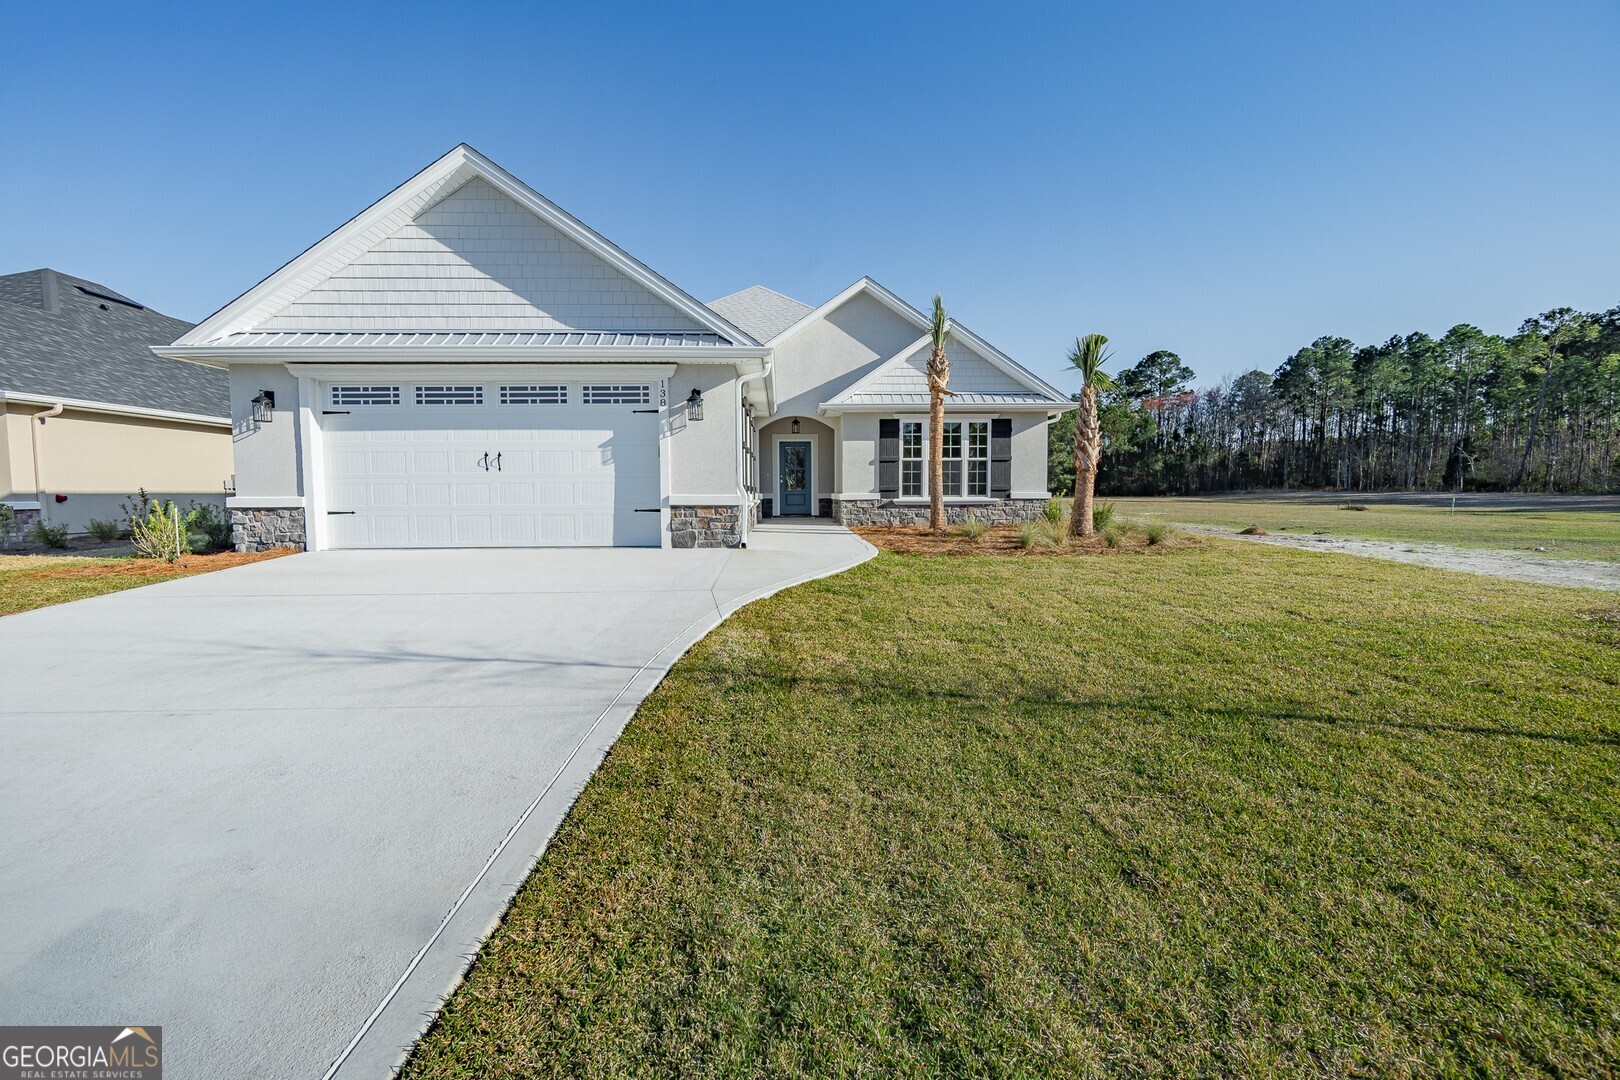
[1067,333,1115,537]
[926,295,953,533]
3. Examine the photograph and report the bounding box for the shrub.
[120,487,154,526]
[188,502,232,552]
[1043,499,1064,525]
[86,518,122,542]
[1144,521,1172,546]
[1339,504,1369,511]
[0,503,14,542]
[958,514,988,541]
[1101,522,1126,548]
[131,500,201,563]
[1020,519,1063,550]
[29,518,70,549]
[1093,500,1117,530]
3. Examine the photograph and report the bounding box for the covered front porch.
[757,414,837,519]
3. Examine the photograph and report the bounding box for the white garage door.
[320,380,662,548]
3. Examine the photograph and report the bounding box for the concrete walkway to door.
[0,521,875,1080]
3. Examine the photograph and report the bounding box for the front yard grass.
[0,548,296,616]
[405,542,1619,1077]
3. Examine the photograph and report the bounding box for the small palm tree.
[926,295,954,533]
[1067,333,1115,537]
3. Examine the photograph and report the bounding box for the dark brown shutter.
[990,418,1012,497]
[877,418,900,497]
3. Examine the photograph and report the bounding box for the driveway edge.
[324,532,878,1079]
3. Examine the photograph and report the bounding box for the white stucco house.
[155,145,1073,551]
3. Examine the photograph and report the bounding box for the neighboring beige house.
[155,144,1071,551]
[0,269,232,536]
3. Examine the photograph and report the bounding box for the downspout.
[736,368,768,548]
[31,402,65,523]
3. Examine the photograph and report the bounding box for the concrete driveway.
[0,522,873,1079]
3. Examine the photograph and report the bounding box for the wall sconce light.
[251,390,276,423]
[791,418,801,434]
[685,388,704,421]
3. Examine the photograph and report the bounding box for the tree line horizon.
[1048,304,1620,496]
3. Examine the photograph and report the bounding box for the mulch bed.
[852,524,1196,557]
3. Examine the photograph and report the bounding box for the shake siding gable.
[260,178,702,333]
[849,339,1041,402]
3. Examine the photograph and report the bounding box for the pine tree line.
[1049,306,1620,495]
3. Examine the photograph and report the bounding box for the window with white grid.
[500,384,567,405]
[414,385,483,406]
[582,384,651,405]
[330,385,400,407]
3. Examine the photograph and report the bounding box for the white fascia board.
[156,345,770,367]
[285,362,680,381]
[819,401,1073,416]
[0,390,229,427]
[766,276,930,348]
[177,144,759,347]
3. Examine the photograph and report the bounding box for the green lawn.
[1109,495,1620,562]
[0,550,290,616]
[405,543,1619,1077]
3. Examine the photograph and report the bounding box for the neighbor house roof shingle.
[707,285,813,344]
[0,268,227,418]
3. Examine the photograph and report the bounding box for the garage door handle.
[631,408,659,413]
[633,508,660,513]
[322,410,351,415]
[327,511,356,515]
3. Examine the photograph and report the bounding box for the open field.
[0,548,297,616]
[1108,493,1620,563]
[404,541,1619,1077]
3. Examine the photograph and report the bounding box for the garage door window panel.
[582,384,651,405]
[500,385,567,405]
[415,385,484,406]
[331,385,400,407]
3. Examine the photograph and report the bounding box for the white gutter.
[155,345,773,370]
[819,401,1075,416]
[735,369,770,548]
[0,391,229,428]
[29,402,64,523]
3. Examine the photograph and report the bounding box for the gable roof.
[766,276,1071,409]
[823,330,1072,410]
[708,285,814,343]
[172,144,759,348]
[0,269,227,418]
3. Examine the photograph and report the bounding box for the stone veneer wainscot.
[230,507,306,552]
[669,505,741,548]
[832,498,1049,527]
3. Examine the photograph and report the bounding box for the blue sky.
[4,1,1616,389]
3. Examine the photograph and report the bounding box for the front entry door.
[778,440,812,516]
